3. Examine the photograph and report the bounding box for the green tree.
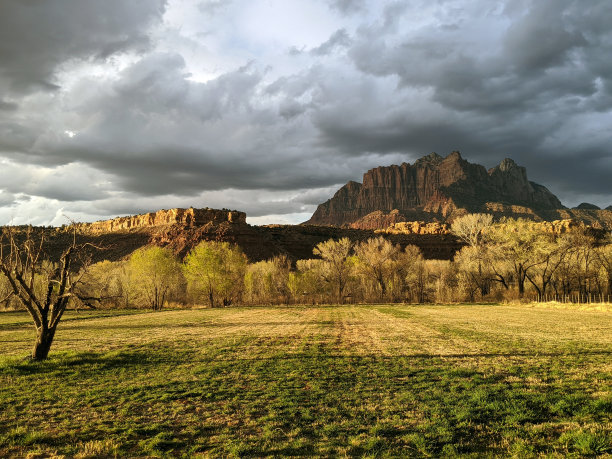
[183,241,247,307]
[79,260,129,308]
[292,259,327,304]
[128,246,182,310]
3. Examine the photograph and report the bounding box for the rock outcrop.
[59,206,461,262]
[540,208,612,230]
[373,218,599,237]
[377,221,451,235]
[73,207,246,234]
[306,151,578,228]
[349,210,407,230]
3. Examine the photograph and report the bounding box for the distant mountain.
[574,203,601,210]
[306,151,612,230]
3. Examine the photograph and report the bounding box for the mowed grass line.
[0,305,610,457]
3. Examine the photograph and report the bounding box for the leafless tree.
[0,227,100,360]
[451,213,493,247]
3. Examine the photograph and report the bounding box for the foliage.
[354,237,401,301]
[312,237,355,303]
[128,246,182,310]
[451,213,493,247]
[244,255,291,304]
[292,259,328,304]
[183,241,246,307]
[79,260,129,309]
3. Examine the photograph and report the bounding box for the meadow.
[0,304,611,457]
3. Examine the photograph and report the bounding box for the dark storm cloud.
[0,0,611,223]
[321,0,612,204]
[0,0,166,94]
[503,3,586,72]
[11,53,358,196]
[0,100,18,112]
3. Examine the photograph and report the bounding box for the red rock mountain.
[306,151,567,227]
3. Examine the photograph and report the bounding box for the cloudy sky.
[1,0,611,225]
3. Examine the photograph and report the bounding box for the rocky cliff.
[376,219,603,236]
[73,207,246,233]
[306,151,572,227]
[55,206,461,262]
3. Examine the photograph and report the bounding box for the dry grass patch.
[1,304,611,457]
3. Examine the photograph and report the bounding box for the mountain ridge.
[306,151,612,229]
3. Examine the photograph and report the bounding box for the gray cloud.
[332,0,612,203]
[328,0,366,15]
[310,29,352,56]
[0,0,166,94]
[0,0,611,223]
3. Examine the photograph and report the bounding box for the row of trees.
[452,214,612,302]
[2,216,610,315]
[2,217,610,359]
[4,215,603,310]
[67,238,430,308]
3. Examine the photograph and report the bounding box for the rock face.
[73,207,246,233]
[306,151,565,227]
[373,219,599,237]
[349,210,407,230]
[60,206,460,261]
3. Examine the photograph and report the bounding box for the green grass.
[1,304,611,457]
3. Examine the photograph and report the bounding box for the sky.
[0,0,611,226]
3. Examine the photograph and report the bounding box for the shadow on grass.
[204,349,612,364]
[5,345,610,376]
[0,348,182,375]
[71,321,311,331]
[0,310,151,331]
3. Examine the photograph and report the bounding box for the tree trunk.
[517,267,526,297]
[32,326,57,361]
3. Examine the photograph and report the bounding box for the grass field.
[1,304,611,457]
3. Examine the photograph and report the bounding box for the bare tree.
[594,239,612,297]
[0,228,98,360]
[451,213,493,247]
[354,237,401,301]
[313,238,354,304]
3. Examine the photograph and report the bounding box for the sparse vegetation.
[1,304,610,457]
